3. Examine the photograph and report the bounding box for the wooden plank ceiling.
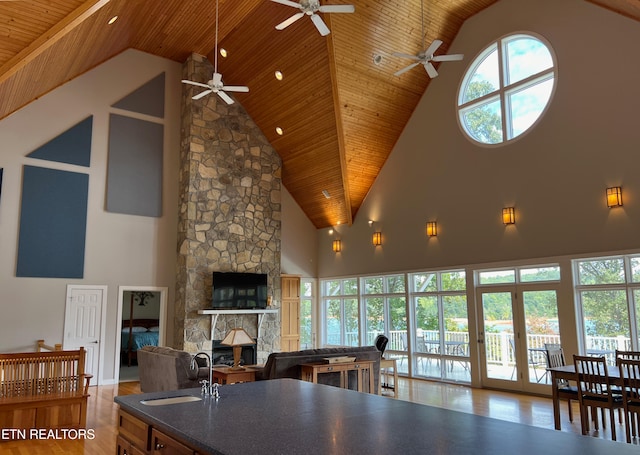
[0,0,636,228]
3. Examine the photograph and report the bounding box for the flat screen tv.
[211,272,268,310]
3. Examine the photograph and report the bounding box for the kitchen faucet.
[190,351,218,397]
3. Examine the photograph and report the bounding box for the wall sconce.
[606,186,623,208]
[502,207,515,225]
[426,221,437,237]
[332,239,342,252]
[372,231,382,246]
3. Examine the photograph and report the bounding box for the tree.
[463,80,502,144]
[578,259,630,338]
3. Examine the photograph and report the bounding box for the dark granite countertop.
[115,378,633,454]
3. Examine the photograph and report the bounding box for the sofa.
[137,345,210,393]
[255,346,381,393]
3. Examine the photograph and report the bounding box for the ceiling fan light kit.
[181,0,249,104]
[271,0,355,37]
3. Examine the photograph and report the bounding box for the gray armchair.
[137,345,210,392]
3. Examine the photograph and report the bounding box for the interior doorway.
[64,285,108,385]
[115,286,167,383]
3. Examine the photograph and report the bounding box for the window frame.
[573,255,640,363]
[457,32,557,147]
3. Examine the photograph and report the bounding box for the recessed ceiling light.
[275,127,284,135]
[373,54,383,65]
[107,16,118,25]
[220,48,227,58]
[275,71,283,81]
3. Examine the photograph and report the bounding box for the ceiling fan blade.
[424,39,443,57]
[217,90,235,105]
[424,62,439,78]
[276,11,305,30]
[182,80,210,89]
[223,85,249,93]
[318,5,355,14]
[392,52,421,61]
[270,0,301,8]
[432,53,464,62]
[310,13,330,36]
[394,62,420,77]
[193,90,212,100]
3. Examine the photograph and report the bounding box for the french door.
[477,284,560,393]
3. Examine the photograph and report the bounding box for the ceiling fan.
[271,0,355,37]
[181,0,248,104]
[393,0,463,78]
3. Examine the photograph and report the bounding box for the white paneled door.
[64,285,107,384]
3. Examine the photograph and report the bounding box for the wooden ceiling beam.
[326,14,353,227]
[0,0,112,85]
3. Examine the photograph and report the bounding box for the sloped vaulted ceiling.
[0,0,637,228]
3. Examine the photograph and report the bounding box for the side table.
[380,358,398,398]
[300,360,375,394]
[212,366,256,384]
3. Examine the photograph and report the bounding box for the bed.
[122,318,159,367]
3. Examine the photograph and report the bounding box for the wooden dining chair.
[545,346,577,422]
[573,355,624,441]
[616,350,640,361]
[618,357,640,443]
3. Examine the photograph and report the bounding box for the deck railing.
[327,330,631,366]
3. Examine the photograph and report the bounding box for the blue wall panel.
[16,166,89,278]
[27,116,92,167]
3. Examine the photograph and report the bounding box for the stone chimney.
[175,53,281,362]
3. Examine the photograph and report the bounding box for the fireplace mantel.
[197,309,279,340]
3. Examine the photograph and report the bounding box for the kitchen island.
[115,378,634,454]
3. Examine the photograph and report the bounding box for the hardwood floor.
[0,378,630,454]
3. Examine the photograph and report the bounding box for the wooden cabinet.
[117,409,199,455]
[117,434,148,455]
[118,410,151,454]
[281,275,301,352]
[151,428,196,455]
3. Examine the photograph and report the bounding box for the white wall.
[281,186,318,277]
[0,47,319,382]
[317,0,640,277]
[0,49,182,383]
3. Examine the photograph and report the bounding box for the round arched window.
[457,33,556,146]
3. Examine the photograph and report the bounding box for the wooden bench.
[0,346,92,433]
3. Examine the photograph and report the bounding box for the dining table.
[547,364,622,431]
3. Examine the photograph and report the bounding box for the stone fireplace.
[211,339,257,367]
[174,53,282,362]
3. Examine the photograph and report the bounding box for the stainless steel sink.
[140,396,202,406]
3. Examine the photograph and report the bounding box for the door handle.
[91,340,99,344]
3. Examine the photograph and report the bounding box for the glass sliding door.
[522,290,560,385]
[477,265,561,392]
[479,289,519,386]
